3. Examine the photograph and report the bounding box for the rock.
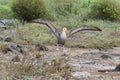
[0,37,3,41]
[12,55,20,62]
[0,20,5,28]
[101,54,120,59]
[98,64,120,72]
[2,43,31,54]
[61,53,68,56]
[79,61,95,65]
[72,71,91,78]
[113,47,120,50]
[35,44,48,51]
[101,54,112,59]
[5,51,14,57]
[9,43,21,52]
[4,36,12,42]
[0,36,12,42]
[11,43,30,52]
[89,49,100,54]
[2,48,12,54]
[114,64,120,72]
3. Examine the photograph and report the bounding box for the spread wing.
[30,19,60,39]
[69,25,102,36]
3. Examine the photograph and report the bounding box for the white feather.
[60,28,67,40]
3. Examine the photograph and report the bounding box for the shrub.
[89,0,120,21]
[0,5,13,18]
[11,0,49,21]
[53,0,81,17]
[0,0,13,5]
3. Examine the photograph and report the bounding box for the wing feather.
[30,19,60,39]
[69,25,102,36]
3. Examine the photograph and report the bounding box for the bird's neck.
[60,30,67,39]
[62,30,66,35]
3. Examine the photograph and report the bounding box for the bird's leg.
[56,44,59,51]
[62,45,67,54]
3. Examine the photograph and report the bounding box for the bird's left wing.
[69,25,102,36]
[30,19,60,39]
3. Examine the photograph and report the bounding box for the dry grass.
[11,20,120,49]
[0,47,72,79]
[0,19,119,79]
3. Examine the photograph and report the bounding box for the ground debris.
[12,55,20,62]
[0,36,12,42]
[35,43,48,51]
[98,64,120,72]
[2,42,30,54]
[101,54,120,59]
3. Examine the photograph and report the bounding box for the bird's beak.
[65,29,69,34]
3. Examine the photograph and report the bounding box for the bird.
[30,19,102,53]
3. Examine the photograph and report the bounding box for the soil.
[42,46,120,80]
[0,43,120,80]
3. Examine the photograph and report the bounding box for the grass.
[12,23,57,45]
[0,51,71,79]
[65,19,120,49]
[0,0,13,5]
[5,19,118,49]
[0,0,120,79]
[0,5,13,19]
[0,0,14,19]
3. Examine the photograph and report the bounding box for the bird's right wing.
[69,25,102,36]
[30,19,60,39]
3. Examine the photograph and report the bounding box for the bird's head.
[63,27,69,33]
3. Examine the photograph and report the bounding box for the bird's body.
[58,28,67,45]
[60,28,67,40]
[30,19,102,52]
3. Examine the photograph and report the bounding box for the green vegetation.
[13,23,56,45]
[89,0,120,21]
[0,0,119,49]
[0,0,120,79]
[12,20,119,49]
[1,53,71,79]
[0,0,13,18]
[11,0,49,21]
[0,0,13,5]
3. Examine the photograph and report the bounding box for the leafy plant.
[89,0,120,21]
[0,5,13,18]
[11,0,49,21]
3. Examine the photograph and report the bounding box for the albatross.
[30,19,102,53]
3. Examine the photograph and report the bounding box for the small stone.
[2,48,12,54]
[0,37,3,41]
[79,61,95,65]
[12,55,20,62]
[101,54,112,59]
[90,49,100,54]
[72,71,91,78]
[101,54,120,59]
[35,44,48,51]
[4,37,12,42]
[114,64,120,72]
[61,53,68,56]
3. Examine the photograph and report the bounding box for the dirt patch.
[45,46,120,80]
[0,44,120,80]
